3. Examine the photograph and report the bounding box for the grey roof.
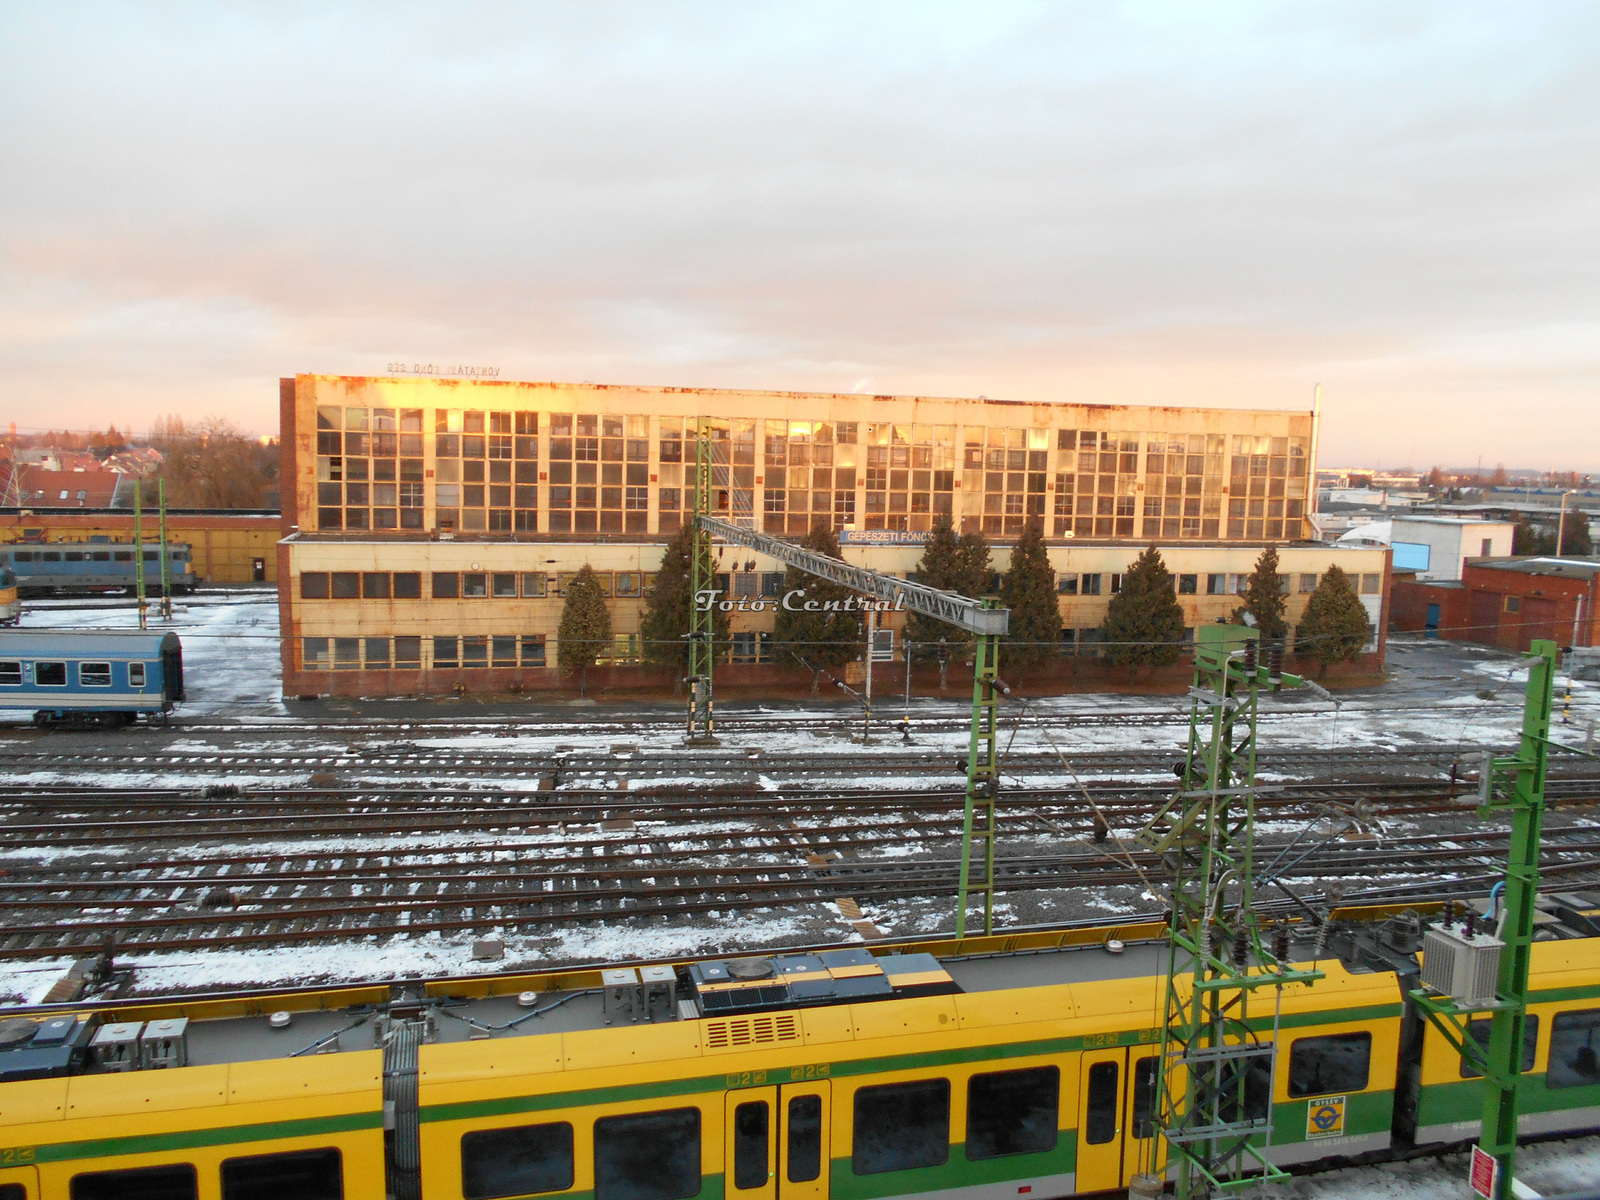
[1471,557,1600,580]
[0,630,181,655]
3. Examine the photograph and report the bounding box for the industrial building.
[1391,556,1599,650]
[1335,515,1515,581]
[2,509,280,584]
[277,373,1386,695]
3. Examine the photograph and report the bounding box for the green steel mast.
[686,421,717,745]
[956,612,1000,937]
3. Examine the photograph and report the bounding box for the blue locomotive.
[0,630,185,727]
[0,543,197,597]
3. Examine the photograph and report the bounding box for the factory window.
[593,1107,702,1200]
[434,637,458,669]
[731,632,759,663]
[1459,1016,1538,1079]
[761,572,784,598]
[1080,573,1102,596]
[1287,1031,1371,1098]
[333,639,360,670]
[433,572,459,599]
[557,571,612,597]
[786,1094,823,1183]
[851,1078,950,1175]
[300,572,329,599]
[732,1099,770,1190]
[1109,573,1122,594]
[35,662,66,686]
[363,572,390,599]
[365,638,390,669]
[0,662,20,686]
[394,572,422,599]
[221,1147,343,1200]
[492,636,518,667]
[616,572,642,598]
[1505,596,1520,613]
[1360,573,1381,594]
[1548,1009,1600,1088]
[302,639,329,671]
[1057,573,1078,595]
[462,635,489,667]
[1084,1060,1119,1145]
[521,573,547,598]
[394,637,421,669]
[460,1121,574,1200]
[965,1065,1059,1160]
[331,572,359,599]
[1178,573,1198,594]
[1299,573,1318,593]
[521,635,547,666]
[492,573,518,598]
[69,1163,199,1200]
[78,662,111,687]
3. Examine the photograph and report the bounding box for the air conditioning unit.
[1421,925,1503,1007]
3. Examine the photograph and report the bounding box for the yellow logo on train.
[1305,1094,1346,1139]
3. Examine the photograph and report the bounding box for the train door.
[1121,1051,1162,1185]
[0,1164,40,1198]
[724,1083,831,1200]
[1076,1049,1126,1191]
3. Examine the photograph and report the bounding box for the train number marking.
[726,1070,769,1087]
[1082,1033,1120,1048]
[788,1063,830,1081]
[1305,1095,1346,1139]
[0,1146,37,1165]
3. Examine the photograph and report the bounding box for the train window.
[851,1078,950,1175]
[221,1147,342,1200]
[393,572,422,599]
[114,551,131,562]
[1548,1009,1600,1088]
[433,572,459,599]
[13,551,33,562]
[143,551,158,562]
[362,573,390,599]
[593,1107,701,1200]
[461,1121,574,1199]
[965,1065,1059,1159]
[0,662,20,685]
[300,572,330,599]
[129,662,147,687]
[42,552,61,562]
[732,1099,770,1190]
[36,662,67,686]
[330,572,359,599]
[65,551,85,561]
[92,551,110,561]
[786,1094,823,1183]
[79,662,112,687]
[1288,1032,1371,1098]
[1131,1056,1158,1139]
[69,1162,198,1200]
[0,1184,23,1200]
[1084,1060,1119,1144]
[1460,1016,1539,1079]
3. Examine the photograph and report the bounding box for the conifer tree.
[1294,564,1371,678]
[1101,544,1186,668]
[999,520,1062,671]
[772,520,863,691]
[1232,545,1287,640]
[955,528,994,600]
[639,523,729,670]
[1560,517,1593,557]
[905,516,966,665]
[556,564,613,696]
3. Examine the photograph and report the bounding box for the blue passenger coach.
[0,543,196,596]
[0,630,185,727]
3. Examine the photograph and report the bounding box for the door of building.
[1523,597,1560,651]
[1426,603,1440,637]
[252,557,266,582]
[725,1082,831,1200]
[1470,592,1503,647]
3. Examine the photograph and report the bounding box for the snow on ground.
[1276,1134,1600,1198]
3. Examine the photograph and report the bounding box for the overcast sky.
[2,3,1597,469]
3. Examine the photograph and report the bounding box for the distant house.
[103,447,165,475]
[9,465,131,509]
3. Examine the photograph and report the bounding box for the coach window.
[492,572,517,598]
[733,1099,770,1190]
[1132,1056,1158,1138]
[363,572,390,599]
[433,572,459,599]
[36,662,67,686]
[966,1065,1059,1159]
[1084,1061,1119,1144]
[92,551,110,561]
[42,552,61,562]
[221,1147,342,1200]
[1460,1016,1538,1079]
[521,572,547,598]
[69,1163,198,1200]
[128,662,147,687]
[594,1107,702,1200]
[393,572,422,599]
[1288,1032,1371,1098]
[461,1121,574,1200]
[300,572,330,599]
[0,662,20,685]
[65,551,84,561]
[852,1078,950,1175]
[1548,1009,1600,1088]
[13,551,34,562]
[464,573,488,598]
[394,637,422,670]
[330,572,359,599]
[79,662,112,687]
[113,551,131,562]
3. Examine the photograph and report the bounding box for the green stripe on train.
[9,1109,383,1167]
[828,1138,1079,1200]
[1418,1074,1600,1126]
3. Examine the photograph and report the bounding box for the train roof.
[0,629,182,656]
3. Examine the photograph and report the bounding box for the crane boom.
[694,516,1009,636]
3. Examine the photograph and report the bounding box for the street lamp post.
[1557,490,1579,556]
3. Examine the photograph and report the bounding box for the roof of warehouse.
[1472,556,1600,580]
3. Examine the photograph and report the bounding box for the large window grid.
[316,405,424,531]
[1226,434,1309,540]
[761,420,855,534]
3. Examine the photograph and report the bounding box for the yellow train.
[2,905,1599,1200]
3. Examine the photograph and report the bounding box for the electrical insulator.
[1242,638,1257,673]
[1464,910,1476,937]
[1233,928,1249,967]
[1268,641,1283,686]
[1274,926,1290,964]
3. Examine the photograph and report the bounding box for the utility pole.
[957,613,1001,936]
[685,420,717,745]
[158,478,172,619]
[133,481,147,631]
[1411,640,1560,1200]
[1136,625,1323,1198]
[860,606,875,744]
